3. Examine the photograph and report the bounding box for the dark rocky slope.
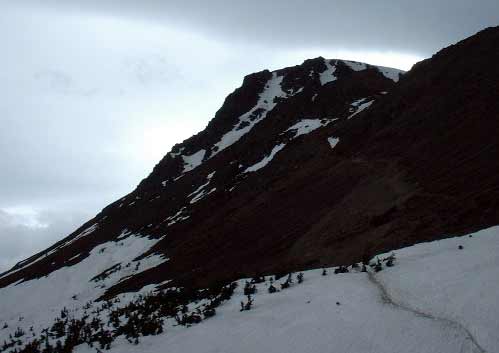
[1,27,498,299]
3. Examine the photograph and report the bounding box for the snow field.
[69,225,499,353]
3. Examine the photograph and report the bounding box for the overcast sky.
[1,1,497,272]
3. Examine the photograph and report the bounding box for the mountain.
[1,26,499,353]
[0,58,404,292]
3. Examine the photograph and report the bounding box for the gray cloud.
[0,208,91,272]
[124,55,181,86]
[20,0,499,56]
[34,70,98,97]
[34,70,74,93]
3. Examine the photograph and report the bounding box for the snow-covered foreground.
[70,226,499,353]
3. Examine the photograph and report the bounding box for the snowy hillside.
[2,225,498,353]
[79,226,497,353]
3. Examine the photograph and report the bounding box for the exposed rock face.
[1,27,498,300]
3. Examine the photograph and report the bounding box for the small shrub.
[297,273,304,283]
[203,307,216,319]
[240,295,254,311]
[334,266,349,274]
[243,281,257,296]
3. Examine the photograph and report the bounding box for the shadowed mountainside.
[1,26,498,300]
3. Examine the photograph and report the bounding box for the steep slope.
[0,58,402,293]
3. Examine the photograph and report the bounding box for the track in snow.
[367,272,486,353]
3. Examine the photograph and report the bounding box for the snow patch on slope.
[243,117,339,174]
[285,119,324,138]
[189,172,217,204]
[190,188,216,204]
[66,223,99,246]
[244,144,286,173]
[164,207,190,227]
[168,147,184,159]
[182,150,206,173]
[327,137,340,149]
[344,60,367,71]
[211,72,287,157]
[285,118,338,139]
[319,59,337,85]
[343,60,403,82]
[287,86,304,96]
[375,65,404,82]
[347,98,375,119]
